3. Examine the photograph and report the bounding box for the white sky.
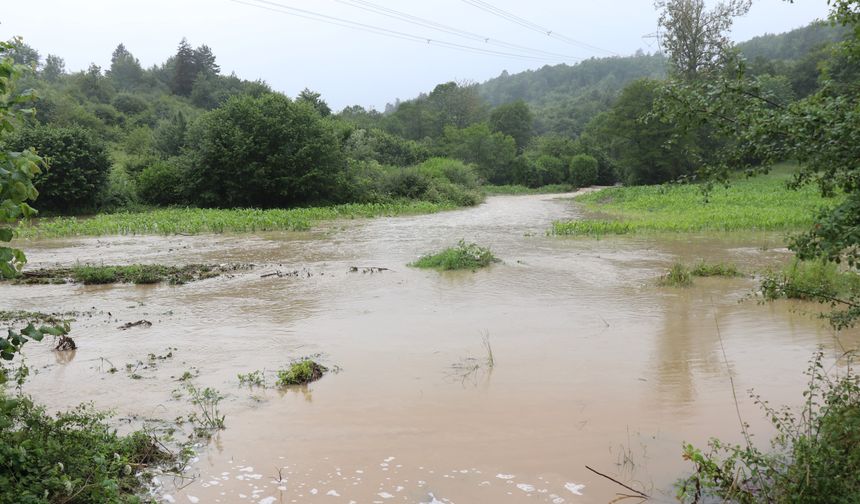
[0,0,831,111]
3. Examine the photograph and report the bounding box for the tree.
[440,123,516,184]
[192,44,220,78]
[568,154,599,187]
[41,54,65,82]
[171,38,196,96]
[596,79,694,185]
[655,0,752,80]
[0,38,44,279]
[184,93,346,207]
[108,43,143,90]
[489,100,534,152]
[8,41,39,68]
[297,88,331,117]
[5,126,111,212]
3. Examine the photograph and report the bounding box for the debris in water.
[54,335,76,351]
[118,320,153,330]
[349,266,392,274]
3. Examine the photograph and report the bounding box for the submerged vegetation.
[658,263,694,288]
[8,263,251,285]
[690,261,744,278]
[411,240,498,271]
[761,259,860,329]
[552,167,840,236]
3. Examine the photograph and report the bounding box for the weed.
[411,240,498,271]
[659,263,694,287]
[183,383,225,435]
[276,359,327,386]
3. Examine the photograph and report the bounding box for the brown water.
[4,192,858,504]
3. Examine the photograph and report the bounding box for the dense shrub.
[568,154,599,187]
[415,157,479,189]
[111,93,149,116]
[0,396,171,503]
[184,93,345,207]
[4,125,111,212]
[97,166,138,211]
[137,160,185,205]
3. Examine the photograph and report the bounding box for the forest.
[0,18,850,217]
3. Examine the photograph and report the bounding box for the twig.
[585,465,650,500]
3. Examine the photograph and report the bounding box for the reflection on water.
[5,192,858,503]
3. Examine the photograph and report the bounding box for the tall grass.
[552,166,841,235]
[16,201,457,238]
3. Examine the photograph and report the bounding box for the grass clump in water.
[276,359,327,386]
[658,262,694,287]
[690,261,744,278]
[553,165,842,236]
[410,240,498,271]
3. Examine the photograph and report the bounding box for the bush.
[4,125,111,212]
[184,93,346,208]
[381,168,431,199]
[111,93,149,116]
[568,154,599,187]
[137,160,185,205]
[416,157,479,189]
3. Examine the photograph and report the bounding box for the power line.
[228,0,568,63]
[330,0,582,61]
[460,0,618,56]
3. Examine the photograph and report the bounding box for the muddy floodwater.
[5,192,859,504]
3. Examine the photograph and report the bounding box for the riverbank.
[553,165,840,236]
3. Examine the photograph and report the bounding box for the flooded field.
[5,192,858,503]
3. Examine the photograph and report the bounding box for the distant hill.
[737,20,849,62]
[478,53,666,135]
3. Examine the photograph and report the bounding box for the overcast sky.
[1,0,830,111]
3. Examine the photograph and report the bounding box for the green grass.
[482,184,574,195]
[10,264,250,285]
[276,360,327,386]
[16,201,458,238]
[690,260,744,278]
[552,166,841,236]
[410,240,499,271]
[658,262,694,287]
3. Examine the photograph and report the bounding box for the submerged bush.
[411,240,498,271]
[277,359,327,386]
[678,351,860,503]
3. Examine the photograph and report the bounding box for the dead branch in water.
[585,465,650,500]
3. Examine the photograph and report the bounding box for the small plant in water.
[277,359,327,386]
[410,240,498,271]
[658,262,694,287]
[238,370,266,387]
[184,383,225,436]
